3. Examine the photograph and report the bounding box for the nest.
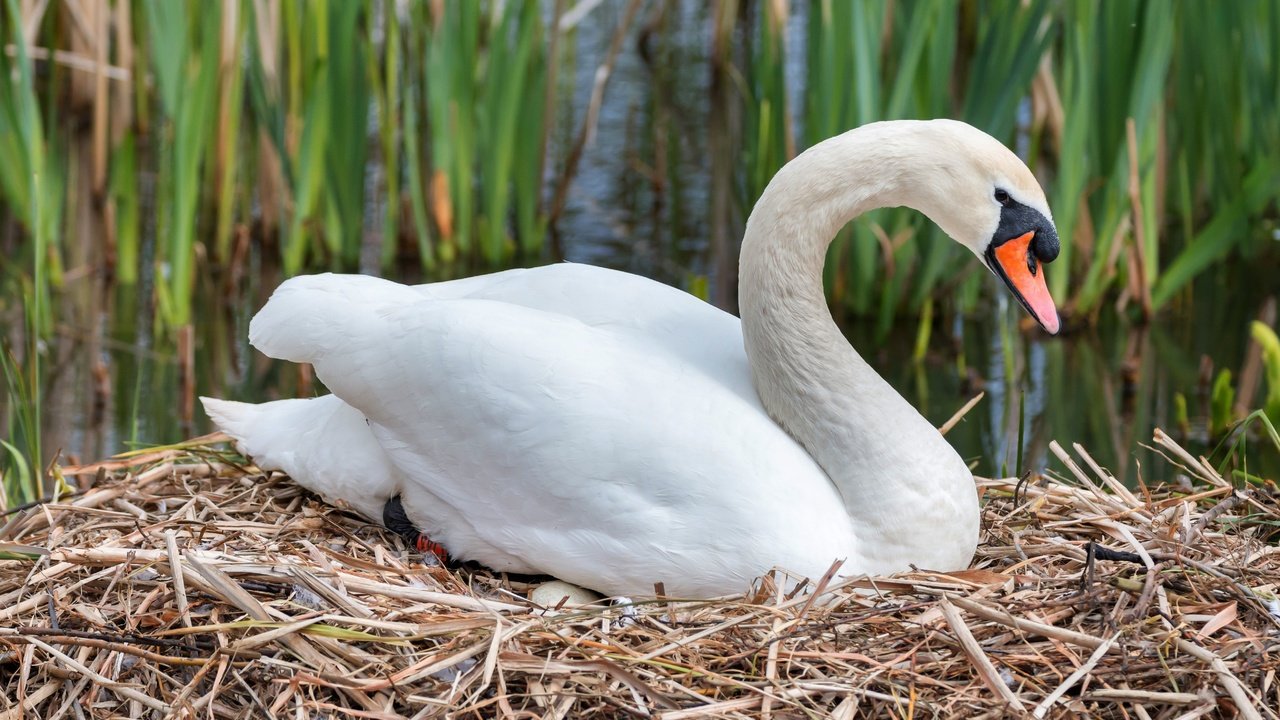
[2,431,1278,719]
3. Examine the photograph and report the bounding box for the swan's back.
[409,265,761,404]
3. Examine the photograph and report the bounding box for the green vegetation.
[2,1,1273,326]
[1,1,1278,504]
[1194,321,1280,445]
[1253,322,1280,426]
[1202,322,1280,486]
[1,1,559,321]
[1211,369,1236,439]
[743,0,1279,321]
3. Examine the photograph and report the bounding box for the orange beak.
[988,231,1060,334]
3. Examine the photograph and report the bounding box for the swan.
[202,119,1060,599]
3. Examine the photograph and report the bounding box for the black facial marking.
[990,195,1059,262]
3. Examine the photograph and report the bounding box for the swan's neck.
[738,124,976,569]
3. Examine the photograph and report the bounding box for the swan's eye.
[994,189,1012,206]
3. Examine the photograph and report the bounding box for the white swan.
[202,119,1060,599]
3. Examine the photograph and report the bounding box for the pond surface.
[9,2,1278,486]
[32,256,1274,486]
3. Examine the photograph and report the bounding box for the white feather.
[204,120,1052,598]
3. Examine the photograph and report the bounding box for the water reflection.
[24,258,1271,483]
[846,274,1275,484]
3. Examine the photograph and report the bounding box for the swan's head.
[911,120,1062,334]
[746,119,1063,333]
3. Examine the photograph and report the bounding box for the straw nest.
[2,431,1278,719]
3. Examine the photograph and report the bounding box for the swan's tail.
[200,396,267,462]
[248,273,421,364]
[199,394,401,522]
[201,396,329,476]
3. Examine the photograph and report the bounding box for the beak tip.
[1042,313,1061,335]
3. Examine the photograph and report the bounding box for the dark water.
[29,249,1275,485]
[8,3,1278,486]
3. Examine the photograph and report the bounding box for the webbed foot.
[382,495,449,563]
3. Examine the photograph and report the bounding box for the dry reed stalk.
[90,0,108,195]
[765,0,794,161]
[940,391,985,436]
[110,0,132,142]
[1,42,130,80]
[251,0,284,236]
[1,432,1277,718]
[545,0,644,227]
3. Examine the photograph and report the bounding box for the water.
[26,250,1273,485]
[4,3,1277,486]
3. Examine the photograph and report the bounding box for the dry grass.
[1,430,1278,719]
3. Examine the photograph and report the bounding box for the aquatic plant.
[0,0,1277,492]
[1252,322,1280,426]
[743,0,1279,321]
[1,347,39,507]
[145,0,221,331]
[0,0,1275,323]
[1211,369,1237,440]
[0,0,48,504]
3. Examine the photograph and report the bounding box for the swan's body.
[204,120,1061,598]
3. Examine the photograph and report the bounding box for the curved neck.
[738,123,973,563]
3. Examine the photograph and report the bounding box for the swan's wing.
[199,394,403,523]
[251,266,760,406]
[420,264,759,404]
[249,275,853,596]
[200,393,540,572]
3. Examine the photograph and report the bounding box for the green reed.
[214,3,247,265]
[146,0,221,330]
[373,0,401,269]
[476,0,547,264]
[1152,2,1280,311]
[0,0,50,502]
[2,0,1274,328]
[1,0,1279,503]
[742,0,1278,323]
[743,0,791,204]
[1255,323,1280,427]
